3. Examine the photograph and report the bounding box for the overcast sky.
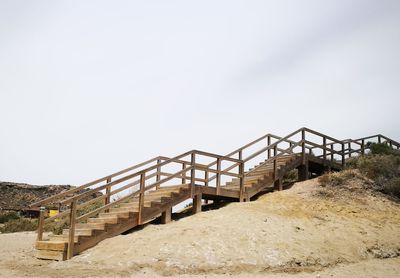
[1,0,400,185]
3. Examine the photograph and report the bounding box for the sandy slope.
[1,178,400,277]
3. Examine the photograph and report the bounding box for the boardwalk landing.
[29,127,400,260]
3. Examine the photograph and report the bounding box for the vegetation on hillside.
[319,143,400,200]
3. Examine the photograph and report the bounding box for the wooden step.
[75,222,106,230]
[48,234,79,243]
[109,207,139,213]
[87,217,120,224]
[63,228,93,237]
[98,211,132,218]
[36,240,67,251]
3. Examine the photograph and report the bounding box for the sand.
[1,178,400,277]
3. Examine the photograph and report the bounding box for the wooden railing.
[31,127,400,259]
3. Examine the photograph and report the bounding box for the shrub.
[377,177,400,198]
[356,155,400,180]
[283,169,298,184]
[0,211,20,224]
[368,142,394,155]
[318,171,357,187]
[0,218,37,233]
[44,219,69,235]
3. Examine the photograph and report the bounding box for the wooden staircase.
[35,185,191,260]
[30,127,400,260]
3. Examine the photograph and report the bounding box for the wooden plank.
[161,208,172,224]
[192,194,202,214]
[67,200,77,260]
[36,241,67,251]
[35,249,66,261]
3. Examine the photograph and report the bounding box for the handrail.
[33,126,399,259]
[29,155,165,208]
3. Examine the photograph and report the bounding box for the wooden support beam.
[67,200,77,260]
[216,158,221,195]
[105,177,111,212]
[190,153,195,198]
[298,164,309,181]
[36,207,45,241]
[341,143,345,168]
[161,208,172,224]
[138,173,145,224]
[274,178,283,191]
[301,129,306,164]
[361,139,365,155]
[156,158,161,189]
[192,194,202,214]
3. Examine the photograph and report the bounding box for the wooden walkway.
[29,127,400,260]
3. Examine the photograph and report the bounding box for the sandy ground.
[1,177,400,277]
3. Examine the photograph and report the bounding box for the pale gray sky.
[1,0,400,185]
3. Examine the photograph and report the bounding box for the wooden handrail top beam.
[302,127,343,144]
[29,156,164,208]
[303,140,343,155]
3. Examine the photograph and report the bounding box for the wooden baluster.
[36,206,45,241]
[204,170,209,187]
[348,142,352,158]
[273,145,277,180]
[190,153,195,198]
[67,200,77,260]
[330,143,334,163]
[138,173,145,224]
[341,143,345,168]
[361,139,365,155]
[239,150,242,161]
[105,177,111,212]
[267,136,271,159]
[239,161,244,202]
[216,158,221,195]
[156,158,161,189]
[323,136,327,168]
[181,162,186,185]
[301,129,306,164]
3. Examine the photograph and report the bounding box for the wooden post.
[156,158,161,189]
[301,129,306,164]
[274,178,283,191]
[239,161,244,202]
[361,139,365,155]
[161,208,172,224]
[138,173,145,224]
[390,140,393,149]
[181,162,186,184]
[192,193,202,214]
[330,143,334,163]
[267,136,271,159]
[204,170,209,187]
[238,150,242,161]
[36,206,45,241]
[105,177,111,212]
[378,135,381,144]
[323,137,327,163]
[67,200,77,260]
[341,143,345,168]
[190,153,196,198]
[273,145,277,181]
[298,164,309,181]
[216,158,221,195]
[348,142,352,158]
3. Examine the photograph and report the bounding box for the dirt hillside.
[0,176,399,277]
